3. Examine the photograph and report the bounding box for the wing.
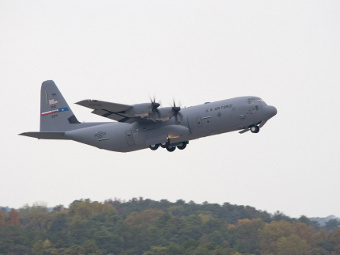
[76,99,134,122]
[76,99,181,123]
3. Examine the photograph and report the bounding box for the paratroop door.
[125,130,135,146]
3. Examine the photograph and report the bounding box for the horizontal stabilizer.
[20,132,67,140]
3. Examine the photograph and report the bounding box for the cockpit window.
[248,98,262,104]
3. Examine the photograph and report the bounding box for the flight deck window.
[248,98,262,104]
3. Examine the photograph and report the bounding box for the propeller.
[150,97,160,114]
[172,100,183,122]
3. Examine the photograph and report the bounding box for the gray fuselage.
[65,96,277,152]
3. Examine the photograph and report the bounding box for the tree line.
[0,198,339,255]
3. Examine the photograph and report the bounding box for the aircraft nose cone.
[266,105,277,118]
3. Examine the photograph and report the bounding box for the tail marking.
[42,107,69,116]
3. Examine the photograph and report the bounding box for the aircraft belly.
[133,124,190,146]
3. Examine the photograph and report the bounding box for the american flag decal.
[49,98,58,105]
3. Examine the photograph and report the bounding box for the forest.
[0,198,339,255]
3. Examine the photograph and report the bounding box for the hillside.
[0,198,339,254]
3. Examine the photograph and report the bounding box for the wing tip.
[75,99,97,106]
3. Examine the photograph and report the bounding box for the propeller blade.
[150,97,161,113]
[172,100,182,121]
[175,112,183,122]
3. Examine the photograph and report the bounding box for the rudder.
[40,80,80,131]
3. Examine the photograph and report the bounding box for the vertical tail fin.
[40,80,80,131]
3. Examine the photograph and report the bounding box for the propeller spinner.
[172,101,183,122]
[150,97,161,113]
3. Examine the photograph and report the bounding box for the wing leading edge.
[76,100,134,122]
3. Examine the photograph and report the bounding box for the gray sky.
[1,1,339,218]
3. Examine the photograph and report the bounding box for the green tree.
[313,229,333,252]
[233,218,264,254]
[19,203,49,232]
[276,234,309,255]
[292,221,315,246]
[328,228,340,254]
[124,209,164,227]
[0,225,33,254]
[298,215,312,225]
[308,247,329,255]
[64,245,86,255]
[167,243,184,255]
[259,220,294,254]
[82,240,103,255]
[272,211,292,222]
[324,219,340,232]
[143,245,167,255]
[69,199,116,223]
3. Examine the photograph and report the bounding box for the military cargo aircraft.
[20,80,277,152]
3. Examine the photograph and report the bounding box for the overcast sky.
[1,1,339,218]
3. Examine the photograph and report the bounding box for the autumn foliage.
[0,198,339,254]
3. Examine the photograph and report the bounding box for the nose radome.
[267,106,277,118]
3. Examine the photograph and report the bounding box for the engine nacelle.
[124,103,156,118]
[123,103,179,122]
[148,107,174,122]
